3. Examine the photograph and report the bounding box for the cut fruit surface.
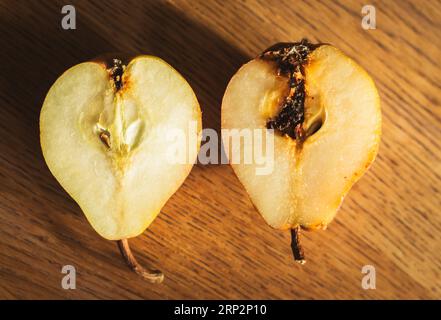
[222,43,381,232]
[40,56,201,240]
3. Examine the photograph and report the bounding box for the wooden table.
[0,0,440,299]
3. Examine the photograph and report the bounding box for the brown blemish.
[108,59,125,92]
[261,39,321,142]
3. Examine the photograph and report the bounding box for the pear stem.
[291,226,306,264]
[117,239,164,283]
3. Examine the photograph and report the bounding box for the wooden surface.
[0,0,440,300]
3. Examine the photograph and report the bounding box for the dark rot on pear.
[108,58,125,91]
[262,39,321,141]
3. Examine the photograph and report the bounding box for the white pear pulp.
[222,45,381,230]
[40,56,201,240]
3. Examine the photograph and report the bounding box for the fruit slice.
[40,56,201,282]
[222,40,381,263]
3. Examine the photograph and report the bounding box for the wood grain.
[0,0,440,299]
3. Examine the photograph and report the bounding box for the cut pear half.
[222,42,381,263]
[40,56,202,282]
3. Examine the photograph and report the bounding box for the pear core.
[262,40,324,142]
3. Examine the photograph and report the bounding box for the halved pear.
[40,56,202,282]
[222,41,381,263]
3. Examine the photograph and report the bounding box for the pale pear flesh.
[40,56,201,240]
[222,45,381,230]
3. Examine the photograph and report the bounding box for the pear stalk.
[291,226,306,264]
[117,239,164,283]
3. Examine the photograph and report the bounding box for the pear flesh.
[40,56,201,241]
[222,44,381,236]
